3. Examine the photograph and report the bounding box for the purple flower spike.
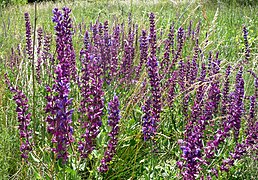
[78,54,104,158]
[168,23,175,57]
[243,25,250,63]
[36,27,43,84]
[136,30,148,79]
[42,33,52,65]
[221,66,231,117]
[84,30,90,51]
[248,96,256,120]
[24,12,33,61]
[142,98,155,141]
[110,26,120,79]
[178,59,185,91]
[167,71,178,106]
[62,7,77,82]
[160,39,170,79]
[232,67,245,141]
[102,20,112,84]
[146,13,162,137]
[98,96,120,173]
[149,13,157,57]
[190,39,199,83]
[42,33,54,79]
[5,74,32,161]
[221,96,258,173]
[15,89,33,159]
[44,7,75,163]
[245,96,257,151]
[119,22,135,84]
[168,27,185,74]
[53,7,77,82]
[194,21,201,40]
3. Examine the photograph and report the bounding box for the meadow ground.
[0,0,257,179]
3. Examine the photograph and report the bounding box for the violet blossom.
[146,12,162,136]
[36,27,43,84]
[243,25,250,64]
[24,12,33,61]
[98,95,120,173]
[62,7,77,82]
[142,98,155,141]
[78,53,104,158]
[221,96,257,172]
[136,30,148,79]
[221,66,231,117]
[110,26,120,79]
[232,67,245,141]
[45,7,75,163]
[168,27,185,74]
[5,74,32,160]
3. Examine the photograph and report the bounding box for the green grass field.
[0,0,257,179]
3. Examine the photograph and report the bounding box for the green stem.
[151,141,155,179]
[32,2,37,143]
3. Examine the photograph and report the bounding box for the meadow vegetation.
[0,0,257,179]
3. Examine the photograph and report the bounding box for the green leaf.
[30,153,40,163]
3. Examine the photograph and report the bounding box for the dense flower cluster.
[190,39,199,83]
[221,95,257,172]
[167,71,178,106]
[178,88,211,179]
[142,98,155,141]
[45,7,75,163]
[42,33,52,65]
[83,30,90,51]
[24,12,33,61]
[110,26,120,79]
[177,61,254,179]
[36,27,43,84]
[243,25,250,63]
[119,22,135,84]
[102,21,111,84]
[5,9,258,178]
[232,67,245,141]
[98,96,120,173]
[136,30,148,79]
[171,27,185,70]
[62,7,77,81]
[177,55,248,179]
[221,66,231,117]
[78,52,104,158]
[5,74,32,160]
[145,13,162,140]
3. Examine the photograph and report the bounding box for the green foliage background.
[0,0,27,6]
[208,0,258,6]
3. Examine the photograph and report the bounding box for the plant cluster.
[3,6,257,179]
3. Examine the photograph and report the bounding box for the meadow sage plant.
[45,7,75,163]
